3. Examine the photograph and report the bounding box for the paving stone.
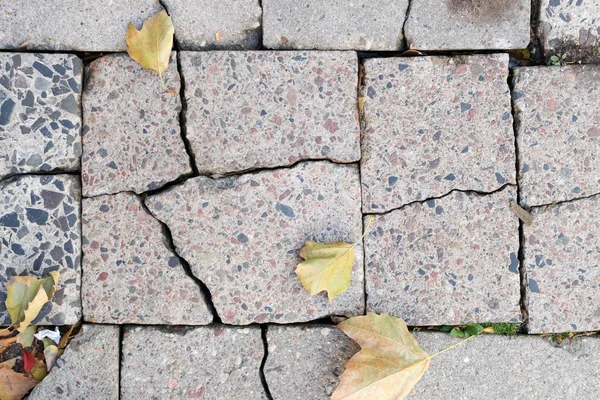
[361,55,515,213]
[364,187,521,326]
[180,51,360,176]
[524,196,600,333]
[28,324,120,400]
[265,325,359,400]
[539,0,600,63]
[513,65,600,207]
[0,53,82,179]
[0,0,162,51]
[405,0,531,50]
[82,53,191,197]
[262,0,409,50]
[146,161,364,324]
[163,0,261,50]
[0,175,81,325]
[121,326,266,399]
[82,193,213,324]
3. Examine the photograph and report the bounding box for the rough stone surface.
[364,187,521,326]
[0,174,81,325]
[0,53,82,179]
[405,0,531,50]
[146,161,364,324]
[539,0,600,63]
[28,324,120,400]
[265,325,359,400]
[524,196,600,333]
[180,51,360,175]
[121,326,266,399]
[82,193,213,324]
[163,0,262,50]
[82,53,191,197]
[361,55,515,213]
[262,0,409,50]
[514,65,600,207]
[0,0,162,51]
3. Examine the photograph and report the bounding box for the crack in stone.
[0,170,80,185]
[401,0,414,50]
[527,191,600,210]
[259,325,275,400]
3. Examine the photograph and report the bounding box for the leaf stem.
[351,215,375,250]
[426,334,477,360]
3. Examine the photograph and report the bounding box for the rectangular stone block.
[180,51,360,175]
[361,55,515,213]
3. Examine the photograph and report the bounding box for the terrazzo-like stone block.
[162,0,261,50]
[539,0,600,63]
[0,175,81,325]
[180,51,360,175]
[262,0,409,50]
[146,161,364,324]
[28,324,120,400]
[0,0,162,51]
[364,187,521,326]
[82,53,191,197]
[514,65,600,207]
[0,53,82,179]
[524,196,600,333]
[82,193,213,324]
[361,55,515,213]
[405,0,531,50]
[265,325,359,400]
[121,326,266,399]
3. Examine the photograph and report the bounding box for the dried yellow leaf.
[510,200,533,226]
[0,368,38,400]
[215,29,222,41]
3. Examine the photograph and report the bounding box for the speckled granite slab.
[0,53,82,179]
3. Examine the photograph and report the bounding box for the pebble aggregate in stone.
[360,55,515,213]
[82,53,191,197]
[82,193,213,325]
[524,196,600,333]
[180,51,360,175]
[262,0,409,50]
[0,174,81,325]
[121,326,267,399]
[513,65,600,207]
[146,161,364,324]
[28,324,120,400]
[0,53,82,179]
[364,187,521,326]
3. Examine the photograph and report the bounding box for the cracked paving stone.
[525,195,600,333]
[0,53,82,179]
[28,324,119,400]
[121,326,267,399]
[513,65,600,207]
[146,161,364,324]
[361,55,515,213]
[0,174,81,325]
[364,187,521,326]
[180,51,360,176]
[82,53,191,197]
[82,193,213,324]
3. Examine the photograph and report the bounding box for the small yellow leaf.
[357,97,366,115]
[5,272,60,332]
[510,200,533,226]
[483,326,495,333]
[0,368,38,400]
[16,326,36,347]
[215,29,222,41]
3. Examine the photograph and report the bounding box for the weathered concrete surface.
[28,324,120,400]
[265,325,359,400]
[121,326,266,399]
[513,65,600,207]
[0,175,81,325]
[180,51,360,175]
[82,53,191,197]
[82,193,213,325]
[0,0,162,51]
[0,53,82,179]
[262,0,409,50]
[365,187,521,326]
[405,0,531,50]
[524,196,600,333]
[361,55,515,213]
[539,0,600,63]
[163,0,261,50]
[146,161,364,324]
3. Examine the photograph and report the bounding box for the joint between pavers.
[259,325,275,400]
[401,0,414,50]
